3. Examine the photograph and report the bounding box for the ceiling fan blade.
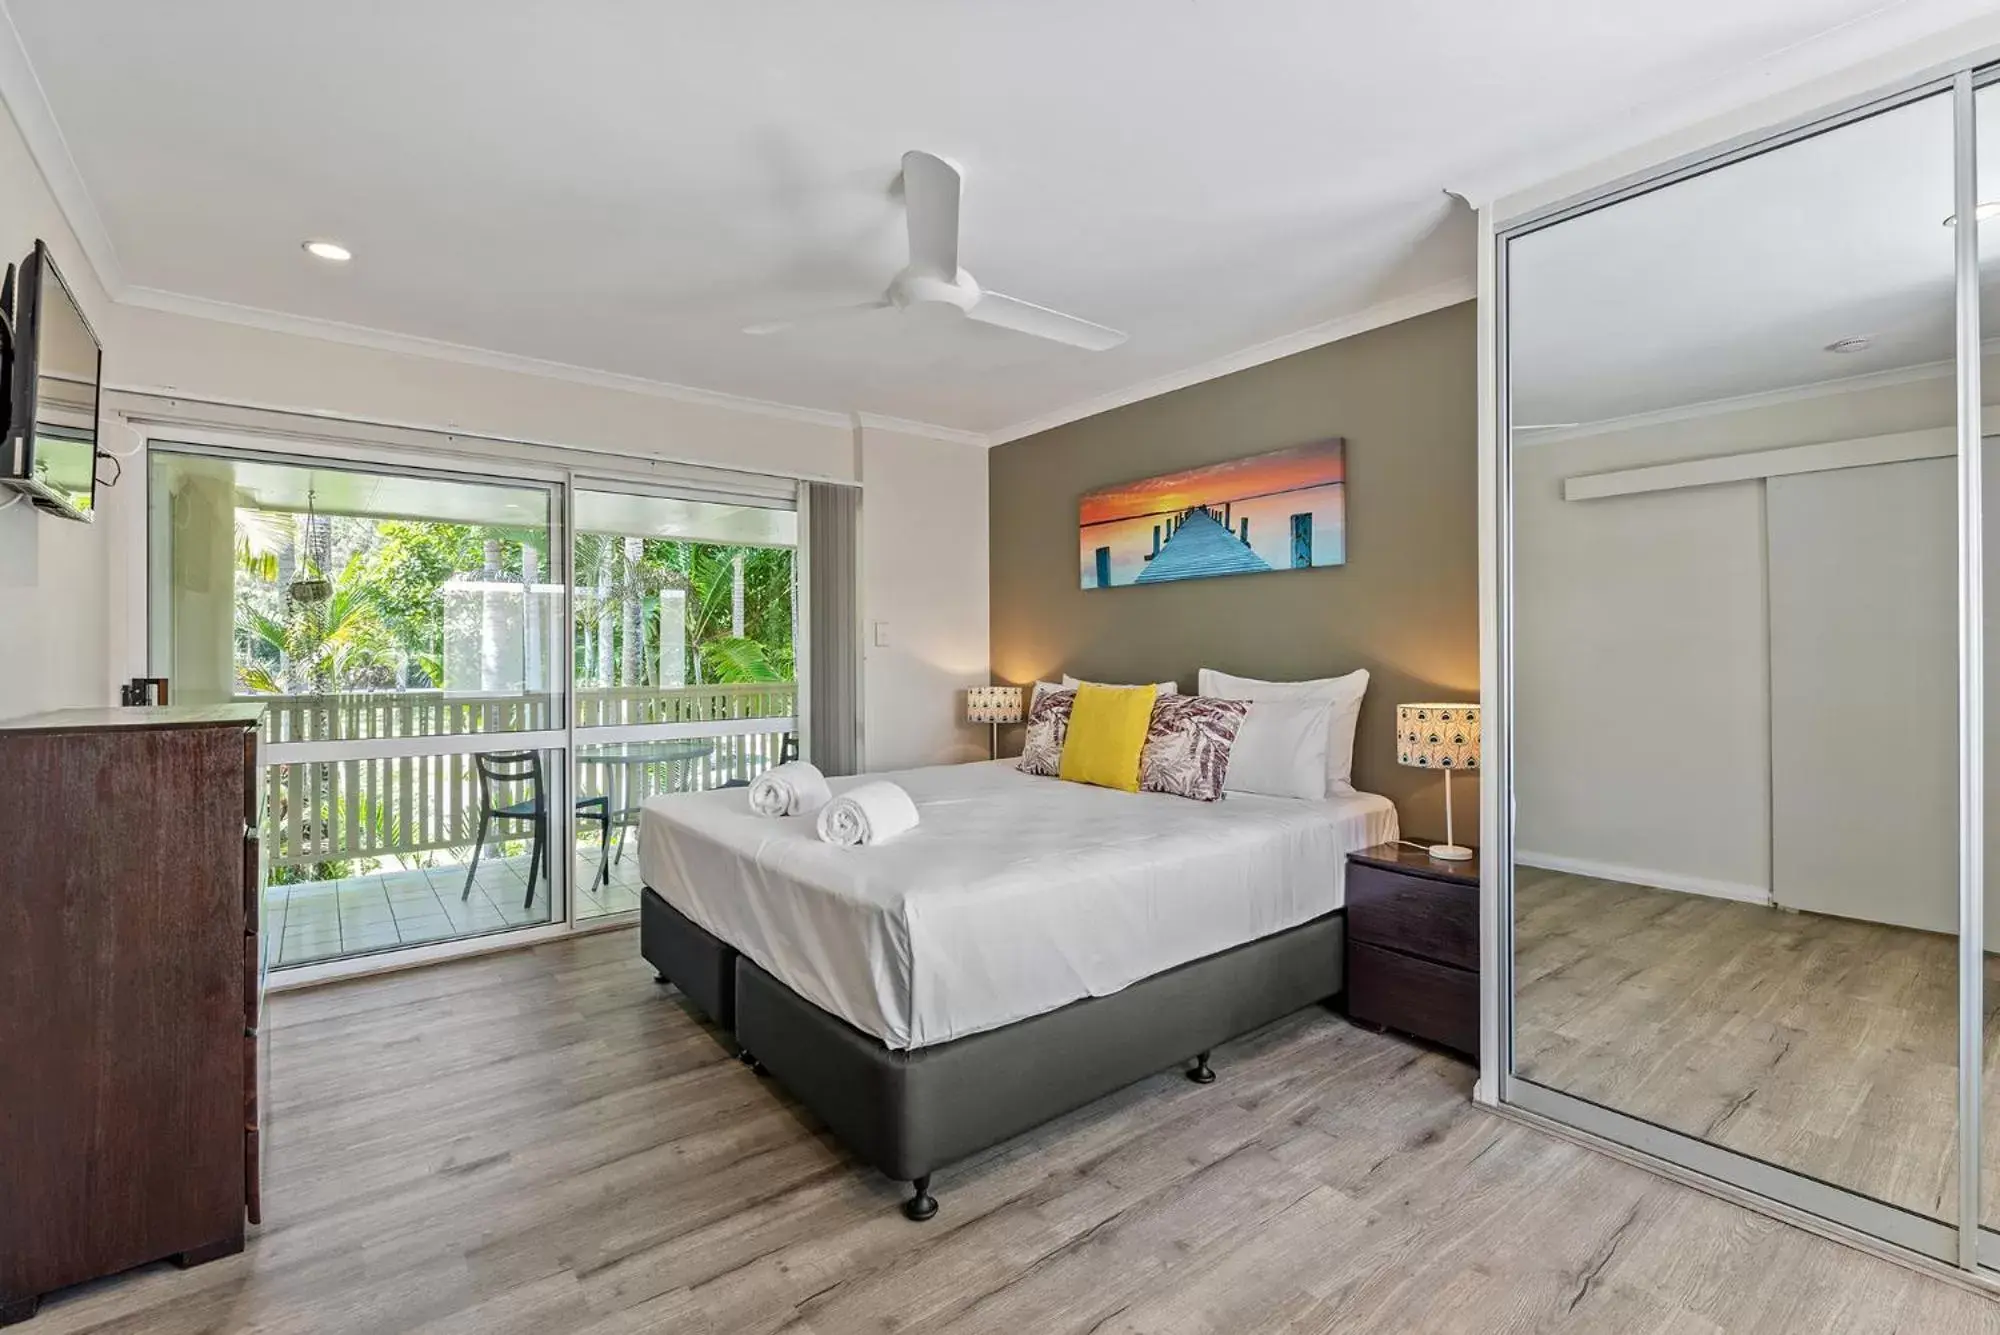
[742,300,889,336]
[901,150,961,277]
[967,291,1126,351]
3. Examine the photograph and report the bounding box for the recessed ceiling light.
[1941,202,2000,227]
[1826,335,1872,354]
[302,239,352,263]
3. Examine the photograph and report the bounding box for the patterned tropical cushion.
[1140,695,1251,801]
[1017,688,1076,777]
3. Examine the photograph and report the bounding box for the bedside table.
[1344,842,1479,1059]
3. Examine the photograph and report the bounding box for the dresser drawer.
[1347,942,1478,1056]
[1346,863,1477,969]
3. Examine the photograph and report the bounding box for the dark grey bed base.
[640,887,738,1029]
[639,885,1345,1221]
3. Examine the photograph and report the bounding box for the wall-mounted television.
[0,240,102,522]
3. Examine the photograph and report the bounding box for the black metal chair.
[463,752,612,909]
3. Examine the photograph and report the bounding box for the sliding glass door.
[569,484,799,919]
[150,447,570,970]
[1494,64,2000,1277]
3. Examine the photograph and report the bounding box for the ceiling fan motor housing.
[888,266,979,312]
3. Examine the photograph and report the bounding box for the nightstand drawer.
[1346,863,1478,969]
[1348,942,1477,1056]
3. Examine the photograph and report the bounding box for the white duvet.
[638,759,1398,1050]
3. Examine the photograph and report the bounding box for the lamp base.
[1427,843,1475,863]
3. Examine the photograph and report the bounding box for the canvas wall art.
[1077,439,1347,589]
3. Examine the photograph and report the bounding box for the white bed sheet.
[638,759,1398,1050]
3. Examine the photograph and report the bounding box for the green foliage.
[574,533,794,687]
[234,509,289,581]
[237,553,396,694]
[365,521,505,682]
[701,635,787,682]
[231,504,794,697]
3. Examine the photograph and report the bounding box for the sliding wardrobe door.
[1504,85,1965,1241]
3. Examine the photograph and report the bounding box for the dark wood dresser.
[0,705,266,1324]
[1345,842,1479,1059]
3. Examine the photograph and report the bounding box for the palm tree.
[681,544,793,683]
[237,553,394,694]
[573,531,686,687]
[234,508,291,581]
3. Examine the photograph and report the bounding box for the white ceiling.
[1511,83,2000,430]
[7,0,1999,441]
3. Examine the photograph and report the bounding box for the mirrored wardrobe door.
[1507,86,1963,1223]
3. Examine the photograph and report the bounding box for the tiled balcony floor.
[263,839,644,970]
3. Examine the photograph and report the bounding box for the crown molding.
[0,0,125,297]
[118,284,887,431]
[852,412,989,448]
[983,277,1475,446]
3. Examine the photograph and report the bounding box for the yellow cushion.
[1058,683,1158,792]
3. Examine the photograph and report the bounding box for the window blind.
[804,482,864,776]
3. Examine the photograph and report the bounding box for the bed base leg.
[1188,1051,1216,1084]
[903,1174,939,1223]
[738,1049,768,1076]
[653,973,670,986]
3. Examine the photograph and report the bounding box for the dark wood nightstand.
[1344,842,1479,1059]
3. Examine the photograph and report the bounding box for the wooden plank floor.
[26,930,2000,1333]
[1515,866,2000,1226]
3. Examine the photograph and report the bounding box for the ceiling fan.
[744,150,1127,352]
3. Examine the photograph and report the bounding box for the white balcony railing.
[245,684,796,871]
[245,681,796,744]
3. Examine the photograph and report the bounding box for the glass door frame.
[146,437,581,979]
[140,429,809,981]
[1486,61,1999,1280]
[565,472,804,925]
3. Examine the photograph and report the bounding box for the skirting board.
[1514,850,1770,905]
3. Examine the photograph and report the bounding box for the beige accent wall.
[988,302,1478,840]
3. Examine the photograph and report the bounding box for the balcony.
[253,682,794,968]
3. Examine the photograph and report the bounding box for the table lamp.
[967,685,1025,759]
[1396,702,1480,862]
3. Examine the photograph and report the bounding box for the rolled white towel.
[748,761,832,817]
[815,781,921,847]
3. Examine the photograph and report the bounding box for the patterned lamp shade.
[966,685,1025,725]
[1396,703,1480,771]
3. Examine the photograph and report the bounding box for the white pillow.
[1222,700,1333,800]
[1198,668,1369,795]
[1062,674,1178,696]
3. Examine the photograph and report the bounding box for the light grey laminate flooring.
[28,929,2000,1334]
[1516,866,2000,1228]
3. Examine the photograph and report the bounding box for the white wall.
[1513,367,1969,897]
[103,303,855,484]
[0,73,114,718]
[859,425,991,769]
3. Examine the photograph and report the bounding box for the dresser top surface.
[0,703,266,735]
[1350,841,1481,884]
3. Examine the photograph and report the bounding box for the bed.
[638,758,1398,1219]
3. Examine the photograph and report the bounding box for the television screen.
[1,240,102,521]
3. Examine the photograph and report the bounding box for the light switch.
[873,621,891,648]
